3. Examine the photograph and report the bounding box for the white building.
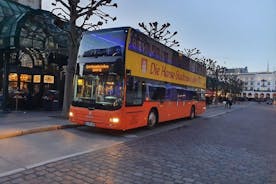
[12,0,41,9]
[238,72,276,100]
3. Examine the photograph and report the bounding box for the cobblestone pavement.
[1,103,276,184]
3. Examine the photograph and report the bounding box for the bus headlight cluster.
[109,117,119,124]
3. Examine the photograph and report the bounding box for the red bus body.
[69,27,206,131]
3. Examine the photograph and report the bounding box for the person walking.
[228,96,233,109]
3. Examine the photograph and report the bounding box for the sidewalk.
[0,111,80,139]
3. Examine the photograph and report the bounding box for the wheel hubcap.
[148,112,156,127]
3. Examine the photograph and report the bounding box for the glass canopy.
[0,0,68,50]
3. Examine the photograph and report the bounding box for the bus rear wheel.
[147,110,157,128]
[189,106,195,119]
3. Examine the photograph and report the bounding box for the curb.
[0,124,82,140]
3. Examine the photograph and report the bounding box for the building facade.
[0,0,68,111]
[238,72,276,100]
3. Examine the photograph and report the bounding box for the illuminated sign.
[85,64,109,72]
[125,51,206,89]
[44,75,54,84]
[33,75,41,83]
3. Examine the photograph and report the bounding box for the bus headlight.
[109,117,120,124]
[69,111,74,117]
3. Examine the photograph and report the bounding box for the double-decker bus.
[69,27,206,130]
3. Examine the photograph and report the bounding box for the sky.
[42,0,276,72]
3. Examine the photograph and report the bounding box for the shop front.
[0,0,68,111]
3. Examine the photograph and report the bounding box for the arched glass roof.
[0,0,68,51]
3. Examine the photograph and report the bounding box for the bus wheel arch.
[147,108,158,128]
[189,105,196,119]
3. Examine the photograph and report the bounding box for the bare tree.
[51,0,117,117]
[138,21,179,48]
[182,48,201,59]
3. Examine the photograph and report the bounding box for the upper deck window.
[78,29,127,59]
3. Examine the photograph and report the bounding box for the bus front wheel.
[189,106,195,119]
[147,110,157,128]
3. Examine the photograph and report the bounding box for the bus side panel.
[123,101,162,129]
[157,101,180,122]
[195,101,206,115]
[176,101,189,119]
[123,106,148,130]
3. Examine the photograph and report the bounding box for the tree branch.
[54,0,70,11]
[52,7,70,17]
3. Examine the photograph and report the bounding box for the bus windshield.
[72,73,123,110]
[78,29,127,62]
[72,28,127,110]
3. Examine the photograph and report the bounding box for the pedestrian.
[228,96,233,109]
[223,97,228,108]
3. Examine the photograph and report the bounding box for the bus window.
[166,86,177,101]
[148,85,165,101]
[126,76,144,106]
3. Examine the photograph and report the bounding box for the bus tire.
[147,109,158,128]
[189,106,195,119]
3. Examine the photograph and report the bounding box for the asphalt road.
[1,102,275,184]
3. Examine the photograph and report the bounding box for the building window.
[20,52,33,68]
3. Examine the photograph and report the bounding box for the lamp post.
[2,51,10,112]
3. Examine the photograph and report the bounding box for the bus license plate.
[85,122,95,127]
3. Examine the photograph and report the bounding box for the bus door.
[125,76,147,128]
